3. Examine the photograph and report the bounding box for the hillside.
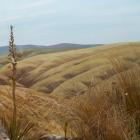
[0,42,140,138]
[0,43,98,54]
[0,42,139,99]
[0,43,100,68]
[0,85,65,135]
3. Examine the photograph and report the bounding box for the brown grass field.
[0,42,140,139]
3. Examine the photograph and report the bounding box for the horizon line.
[0,41,140,47]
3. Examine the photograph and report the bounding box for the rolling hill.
[0,43,100,54]
[0,43,100,68]
[0,42,139,136]
[0,42,139,98]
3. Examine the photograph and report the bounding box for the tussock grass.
[65,59,140,140]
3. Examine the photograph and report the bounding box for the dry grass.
[0,42,139,98]
[64,59,140,140]
[0,41,140,139]
[0,85,65,136]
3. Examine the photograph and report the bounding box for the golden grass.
[0,42,139,99]
[63,59,140,140]
[0,42,140,138]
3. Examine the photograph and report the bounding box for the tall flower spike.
[8,25,17,130]
[9,25,17,64]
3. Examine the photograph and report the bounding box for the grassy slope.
[0,42,139,135]
[0,85,64,134]
[0,42,140,98]
[0,44,98,67]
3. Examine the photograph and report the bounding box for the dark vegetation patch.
[96,64,132,81]
[0,76,8,85]
[63,73,78,79]
[73,59,88,66]
[137,60,140,66]
[14,67,37,87]
[63,87,86,99]
[41,80,64,93]
[96,68,116,80]
[82,80,98,88]
[63,69,89,80]
[73,62,81,65]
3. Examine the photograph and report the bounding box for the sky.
[0,0,140,46]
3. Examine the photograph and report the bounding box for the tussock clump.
[65,59,140,140]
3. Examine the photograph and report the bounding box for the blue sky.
[0,0,140,46]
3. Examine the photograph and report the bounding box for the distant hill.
[0,43,101,54]
[0,47,8,54]
[0,43,102,67]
